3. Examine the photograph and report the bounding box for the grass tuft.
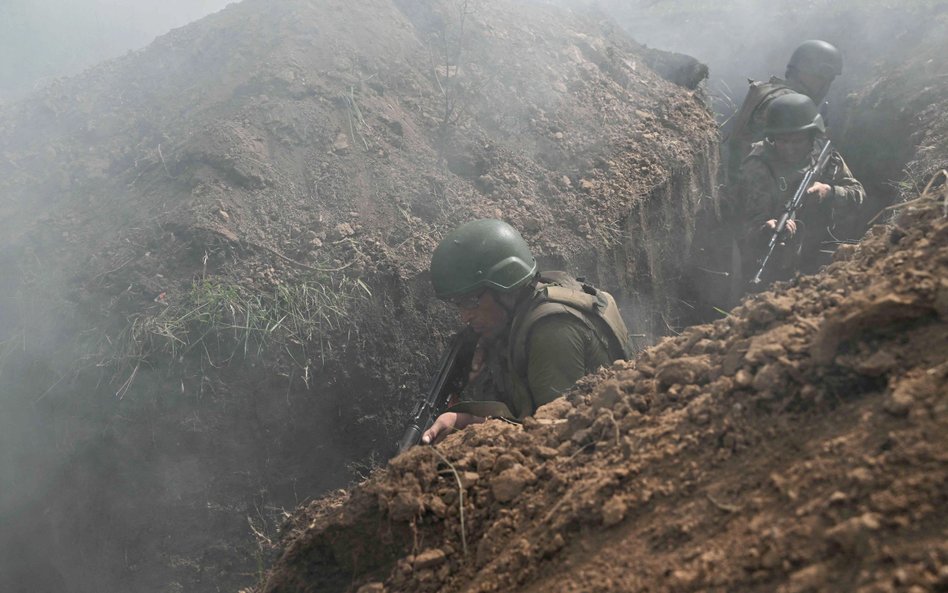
[108,274,370,382]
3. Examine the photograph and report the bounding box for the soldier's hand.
[807,182,832,202]
[764,218,797,236]
[422,412,459,445]
[422,411,482,445]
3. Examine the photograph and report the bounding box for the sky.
[0,0,234,100]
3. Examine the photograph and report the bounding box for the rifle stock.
[751,140,834,284]
[396,326,477,454]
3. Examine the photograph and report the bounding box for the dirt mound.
[258,180,947,592]
[0,0,715,409]
[0,1,716,592]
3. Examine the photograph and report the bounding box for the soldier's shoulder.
[739,145,774,177]
[745,141,771,161]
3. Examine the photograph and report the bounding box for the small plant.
[427,0,483,142]
[106,274,371,394]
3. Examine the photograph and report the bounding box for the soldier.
[735,93,864,283]
[725,40,844,183]
[421,219,631,444]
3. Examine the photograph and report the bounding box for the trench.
[2,4,946,593]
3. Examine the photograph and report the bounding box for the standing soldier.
[420,219,631,444]
[735,93,864,284]
[725,40,844,184]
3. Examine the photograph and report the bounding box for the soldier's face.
[773,131,813,165]
[457,290,509,337]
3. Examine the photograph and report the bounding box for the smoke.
[0,0,233,100]
[553,0,939,126]
[1,1,943,592]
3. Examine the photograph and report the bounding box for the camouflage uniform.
[736,139,864,281]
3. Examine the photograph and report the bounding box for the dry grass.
[106,274,372,389]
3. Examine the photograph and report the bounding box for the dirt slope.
[258,173,948,593]
[257,8,948,593]
[0,1,716,592]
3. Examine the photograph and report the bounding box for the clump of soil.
[258,184,948,592]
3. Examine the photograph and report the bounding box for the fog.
[0,0,233,100]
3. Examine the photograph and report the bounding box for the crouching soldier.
[735,93,864,284]
[421,219,631,444]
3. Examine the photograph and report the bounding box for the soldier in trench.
[724,39,844,185]
[732,92,865,284]
[420,219,631,444]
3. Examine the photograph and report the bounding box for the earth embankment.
[256,5,948,591]
[0,1,717,592]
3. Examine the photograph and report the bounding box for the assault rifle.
[396,326,477,454]
[751,139,834,284]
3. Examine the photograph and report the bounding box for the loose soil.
[2,1,945,592]
[259,176,948,593]
[255,7,948,590]
[0,1,715,592]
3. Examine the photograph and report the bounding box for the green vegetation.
[108,275,372,395]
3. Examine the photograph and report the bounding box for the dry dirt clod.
[413,549,447,570]
[591,380,623,410]
[825,513,882,556]
[655,355,711,388]
[389,490,424,522]
[491,464,537,503]
[601,495,627,527]
[883,387,914,417]
[459,471,479,489]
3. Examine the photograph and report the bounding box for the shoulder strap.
[727,78,789,142]
[508,273,631,381]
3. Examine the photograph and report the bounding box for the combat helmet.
[431,219,538,300]
[764,93,826,137]
[787,40,843,79]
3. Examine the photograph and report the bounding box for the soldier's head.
[785,40,842,103]
[431,219,538,337]
[765,93,825,164]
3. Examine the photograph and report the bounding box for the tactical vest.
[729,77,795,142]
[507,271,631,386]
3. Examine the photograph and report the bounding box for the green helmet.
[431,219,538,299]
[764,93,826,137]
[787,40,843,79]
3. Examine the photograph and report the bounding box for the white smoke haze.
[0,0,233,100]
[0,1,944,592]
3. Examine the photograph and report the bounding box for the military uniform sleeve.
[827,152,865,210]
[737,157,779,233]
[524,315,594,409]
